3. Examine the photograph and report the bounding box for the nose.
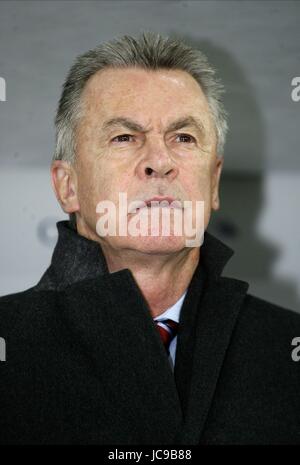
[136,139,179,181]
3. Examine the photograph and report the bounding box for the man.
[0,32,300,445]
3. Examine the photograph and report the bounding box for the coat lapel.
[57,269,183,444]
[174,233,249,444]
[175,278,248,444]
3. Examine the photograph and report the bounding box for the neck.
[101,243,199,318]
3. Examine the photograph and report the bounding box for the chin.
[121,235,188,254]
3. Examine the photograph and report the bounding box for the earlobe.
[212,193,220,211]
[51,160,80,214]
[211,156,223,211]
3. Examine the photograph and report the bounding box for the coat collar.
[36,220,235,291]
[36,221,109,291]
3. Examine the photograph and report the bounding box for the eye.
[175,133,196,144]
[111,134,134,143]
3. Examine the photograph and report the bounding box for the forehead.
[81,67,211,121]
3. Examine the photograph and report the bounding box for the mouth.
[127,196,183,214]
[144,196,181,207]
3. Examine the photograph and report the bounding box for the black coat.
[0,221,300,445]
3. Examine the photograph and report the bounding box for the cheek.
[79,162,132,212]
[76,162,105,209]
[184,162,212,201]
[183,163,214,230]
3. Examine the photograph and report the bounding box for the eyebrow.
[101,115,205,138]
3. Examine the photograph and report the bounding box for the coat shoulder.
[242,292,300,329]
[0,287,56,336]
[232,291,300,364]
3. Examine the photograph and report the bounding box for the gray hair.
[53,31,228,165]
[53,32,228,228]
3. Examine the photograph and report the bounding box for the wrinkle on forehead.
[79,67,216,148]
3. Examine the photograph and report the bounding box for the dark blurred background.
[0,0,299,312]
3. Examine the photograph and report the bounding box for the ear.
[51,160,80,214]
[211,155,224,211]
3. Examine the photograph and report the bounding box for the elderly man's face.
[70,67,223,253]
